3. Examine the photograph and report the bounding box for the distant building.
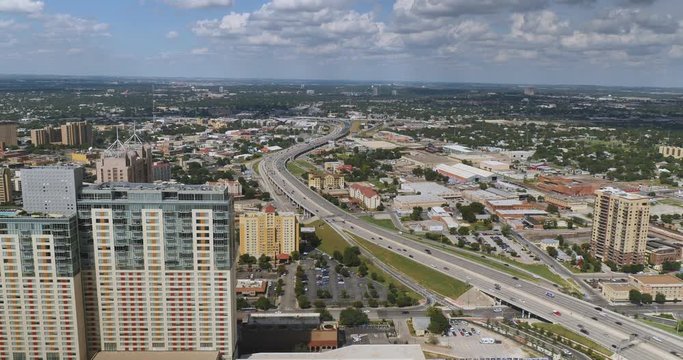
[308,173,345,190]
[31,125,62,146]
[151,161,172,181]
[209,179,243,197]
[375,130,414,143]
[0,211,86,360]
[401,182,461,199]
[61,121,94,146]
[536,175,602,196]
[239,204,300,258]
[21,166,84,215]
[500,150,535,162]
[659,145,683,159]
[393,194,445,213]
[324,160,345,173]
[630,274,683,301]
[96,133,153,183]
[479,160,510,172]
[349,183,380,210]
[236,279,269,297]
[0,121,18,147]
[435,163,496,183]
[646,239,683,266]
[0,167,12,203]
[590,188,650,266]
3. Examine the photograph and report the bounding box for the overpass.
[259,119,683,360]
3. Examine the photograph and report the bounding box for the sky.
[0,0,683,87]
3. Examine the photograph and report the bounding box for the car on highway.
[552,310,561,316]
[591,316,598,321]
[511,276,518,280]
[580,329,590,335]
[408,255,414,258]
[545,291,555,298]
[615,321,622,326]
[443,266,449,270]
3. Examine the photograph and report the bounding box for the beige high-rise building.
[590,187,650,266]
[31,126,62,146]
[0,122,18,147]
[0,213,87,360]
[77,183,236,359]
[96,145,153,183]
[239,204,299,258]
[0,167,13,203]
[61,121,93,146]
[659,145,683,159]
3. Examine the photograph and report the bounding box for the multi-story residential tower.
[590,187,650,266]
[31,126,62,146]
[0,211,87,360]
[0,167,13,203]
[0,122,18,147]
[21,166,84,215]
[239,204,299,258]
[77,183,236,359]
[61,121,93,147]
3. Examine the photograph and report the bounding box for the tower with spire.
[96,123,153,183]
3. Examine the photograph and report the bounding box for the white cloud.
[191,47,210,55]
[0,19,16,28]
[0,0,43,13]
[193,12,249,37]
[162,0,233,9]
[40,14,110,37]
[166,30,179,39]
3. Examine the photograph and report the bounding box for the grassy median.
[350,234,471,300]
[532,323,613,357]
[359,216,398,231]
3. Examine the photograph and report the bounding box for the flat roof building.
[401,181,461,199]
[21,166,84,215]
[435,163,496,183]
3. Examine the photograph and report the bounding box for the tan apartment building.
[61,121,93,146]
[659,145,683,159]
[0,122,18,147]
[349,183,380,210]
[239,204,299,258]
[31,126,62,146]
[0,167,13,203]
[602,274,683,302]
[590,187,650,266]
[308,173,345,190]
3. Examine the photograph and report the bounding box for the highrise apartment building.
[0,121,18,147]
[61,121,93,147]
[590,187,650,266]
[31,126,63,146]
[239,204,299,258]
[21,166,84,215]
[0,167,13,203]
[77,183,236,359]
[0,212,87,360]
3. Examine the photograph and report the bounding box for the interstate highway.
[259,120,683,360]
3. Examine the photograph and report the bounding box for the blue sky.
[0,0,682,86]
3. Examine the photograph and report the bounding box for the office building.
[0,167,13,203]
[21,166,84,215]
[0,121,18,147]
[308,173,344,190]
[0,211,87,360]
[435,163,496,183]
[208,179,242,197]
[61,121,93,147]
[239,204,299,258]
[590,187,650,266]
[77,183,236,358]
[96,135,153,183]
[152,161,172,181]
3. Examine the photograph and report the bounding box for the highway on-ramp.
[259,120,683,360]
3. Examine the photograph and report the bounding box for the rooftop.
[246,344,425,360]
[84,182,228,193]
[436,163,494,179]
[93,351,219,360]
[631,274,683,286]
[598,187,650,200]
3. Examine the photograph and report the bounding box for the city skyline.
[0,0,682,87]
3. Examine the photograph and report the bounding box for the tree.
[410,206,423,221]
[501,224,512,237]
[469,242,480,251]
[333,250,343,263]
[254,296,274,310]
[358,262,368,277]
[297,295,311,309]
[377,203,385,211]
[662,261,681,272]
[236,297,250,310]
[319,308,334,321]
[641,293,653,304]
[629,289,642,304]
[546,204,559,214]
[457,227,470,235]
[449,227,458,235]
[258,254,272,270]
[239,254,257,265]
[426,307,449,334]
[546,246,558,258]
[290,251,300,261]
[343,246,361,267]
[339,307,369,326]
[655,293,666,304]
[479,182,488,190]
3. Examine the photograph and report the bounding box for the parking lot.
[300,250,389,307]
[435,319,530,359]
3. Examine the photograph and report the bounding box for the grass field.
[350,120,362,133]
[286,160,317,178]
[351,234,471,299]
[657,198,683,207]
[638,318,683,337]
[532,323,613,356]
[312,220,351,256]
[360,216,398,231]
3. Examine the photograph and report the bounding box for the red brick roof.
[263,204,277,213]
[350,184,379,199]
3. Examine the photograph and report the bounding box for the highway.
[259,120,683,360]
